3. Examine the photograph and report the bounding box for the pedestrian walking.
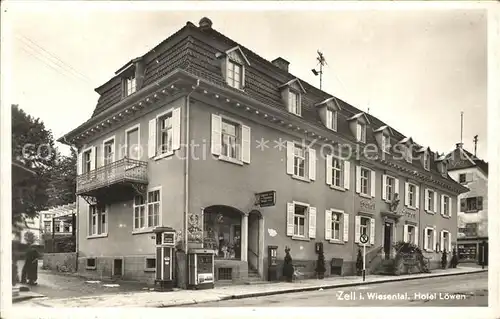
[21,244,40,285]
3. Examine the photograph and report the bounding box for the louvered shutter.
[404,182,409,206]
[440,231,445,252]
[355,166,361,193]
[286,141,294,175]
[414,226,419,246]
[343,161,350,189]
[424,227,429,250]
[433,228,437,251]
[343,212,349,242]
[77,152,82,175]
[369,218,375,245]
[354,216,360,243]
[241,125,251,164]
[309,206,317,239]
[308,148,316,181]
[460,198,466,212]
[382,174,387,200]
[91,146,96,170]
[286,202,294,236]
[326,154,332,186]
[370,170,376,197]
[211,114,221,156]
[148,118,156,158]
[448,232,452,252]
[433,192,438,213]
[440,195,445,216]
[172,108,181,151]
[325,210,332,240]
[424,189,429,211]
[403,224,409,243]
[395,179,400,198]
[415,185,420,209]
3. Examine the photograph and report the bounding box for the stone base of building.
[77,256,156,285]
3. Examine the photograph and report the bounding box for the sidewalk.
[18,266,486,308]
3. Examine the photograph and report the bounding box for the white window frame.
[293,202,309,238]
[82,148,92,173]
[360,167,371,196]
[326,108,337,131]
[442,195,451,217]
[423,153,430,171]
[406,224,416,243]
[407,183,417,209]
[102,136,115,166]
[125,124,141,160]
[381,134,391,153]
[426,189,436,213]
[146,187,161,229]
[332,157,343,188]
[331,211,342,241]
[227,60,243,90]
[356,122,366,143]
[293,145,307,178]
[126,74,137,96]
[385,175,396,202]
[221,118,240,161]
[360,216,370,237]
[88,204,108,238]
[288,90,301,116]
[133,187,162,233]
[156,110,174,157]
[424,227,435,252]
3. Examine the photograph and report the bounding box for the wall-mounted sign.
[401,209,416,219]
[255,191,276,207]
[162,232,176,245]
[360,200,375,211]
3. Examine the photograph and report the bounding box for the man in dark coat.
[21,245,40,285]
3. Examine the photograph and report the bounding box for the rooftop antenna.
[311,50,327,90]
[460,111,464,144]
[473,135,478,157]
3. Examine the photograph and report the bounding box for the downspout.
[184,79,200,254]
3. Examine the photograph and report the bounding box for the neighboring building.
[447,143,488,264]
[59,17,467,285]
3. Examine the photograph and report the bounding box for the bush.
[393,241,430,274]
[356,248,363,276]
[315,243,326,279]
[283,246,294,282]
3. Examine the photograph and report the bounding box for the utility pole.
[473,135,478,157]
[460,112,464,144]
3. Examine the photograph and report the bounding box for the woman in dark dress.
[21,245,40,285]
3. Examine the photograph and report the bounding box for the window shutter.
[77,152,82,175]
[286,202,294,236]
[211,114,221,156]
[424,228,429,250]
[466,172,473,182]
[370,170,376,197]
[148,119,157,158]
[448,232,452,252]
[344,161,350,190]
[433,228,437,251]
[477,197,483,210]
[404,182,409,206]
[355,166,361,193]
[326,154,332,186]
[309,206,317,239]
[440,195,445,216]
[343,212,349,242]
[403,224,409,243]
[241,125,251,164]
[286,141,294,175]
[382,174,387,200]
[414,226,419,246]
[395,178,400,198]
[172,107,181,151]
[415,185,420,209]
[308,148,316,181]
[424,189,429,211]
[325,210,332,240]
[369,218,375,245]
[460,198,466,211]
[91,146,96,170]
[354,216,360,243]
[433,192,438,213]
[440,231,445,252]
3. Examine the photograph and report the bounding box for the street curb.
[161,269,487,307]
[13,294,46,304]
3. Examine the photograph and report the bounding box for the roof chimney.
[272,57,290,72]
[199,17,213,30]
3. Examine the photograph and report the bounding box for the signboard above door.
[255,191,276,207]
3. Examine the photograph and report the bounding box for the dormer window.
[356,123,366,143]
[216,46,250,91]
[381,134,390,153]
[424,152,430,171]
[126,74,137,96]
[289,90,301,116]
[227,60,243,90]
[326,108,337,131]
[279,78,306,117]
[374,125,394,154]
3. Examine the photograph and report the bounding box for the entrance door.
[478,241,488,266]
[113,259,123,278]
[384,223,393,260]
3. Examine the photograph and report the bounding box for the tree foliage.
[47,147,77,207]
[23,231,37,246]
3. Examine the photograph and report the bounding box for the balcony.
[76,158,148,201]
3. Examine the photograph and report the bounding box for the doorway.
[384,222,393,260]
[113,259,123,278]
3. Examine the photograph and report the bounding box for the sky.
[8,4,487,160]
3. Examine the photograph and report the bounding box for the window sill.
[406,206,417,211]
[144,268,156,273]
[291,175,310,183]
[329,240,344,245]
[424,249,434,253]
[358,193,372,199]
[425,210,435,215]
[132,228,155,235]
[219,155,244,166]
[154,151,174,161]
[87,233,108,239]
[441,214,451,219]
[291,236,310,241]
[85,266,97,270]
[330,185,346,192]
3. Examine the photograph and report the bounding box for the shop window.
[203,209,242,260]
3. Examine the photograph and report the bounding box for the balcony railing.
[76,158,148,195]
